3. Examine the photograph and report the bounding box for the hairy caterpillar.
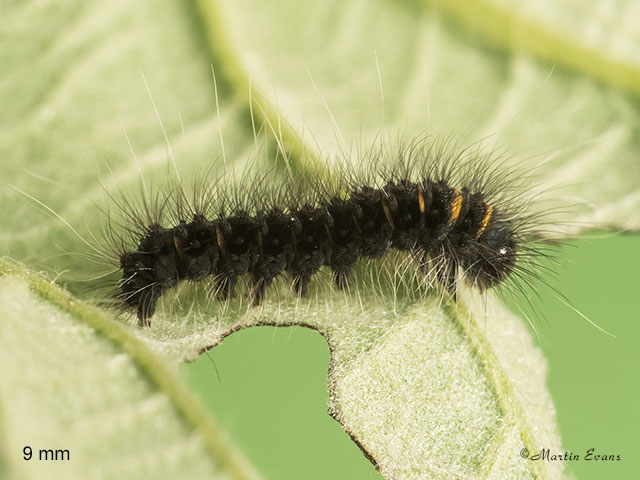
[108,138,544,327]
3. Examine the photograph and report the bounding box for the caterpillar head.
[119,225,178,326]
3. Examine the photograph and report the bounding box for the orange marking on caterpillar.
[215,224,226,254]
[173,234,183,258]
[381,198,395,229]
[417,183,425,214]
[477,204,493,237]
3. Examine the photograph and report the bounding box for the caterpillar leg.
[251,276,273,305]
[136,287,162,327]
[332,268,351,290]
[294,275,311,297]
[216,275,238,300]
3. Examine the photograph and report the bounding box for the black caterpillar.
[117,154,526,326]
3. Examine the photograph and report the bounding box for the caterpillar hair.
[100,136,551,327]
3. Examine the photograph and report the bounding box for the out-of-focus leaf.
[0,259,260,480]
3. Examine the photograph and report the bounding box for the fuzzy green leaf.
[2,0,640,479]
[0,259,261,480]
[214,0,640,232]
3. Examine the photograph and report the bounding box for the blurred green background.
[182,233,640,480]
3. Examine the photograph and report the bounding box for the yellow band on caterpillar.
[417,183,425,214]
[477,204,493,237]
[173,234,183,258]
[215,224,226,252]
[449,190,463,224]
[381,198,395,229]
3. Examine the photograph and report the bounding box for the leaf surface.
[2,0,640,478]
[0,260,260,480]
